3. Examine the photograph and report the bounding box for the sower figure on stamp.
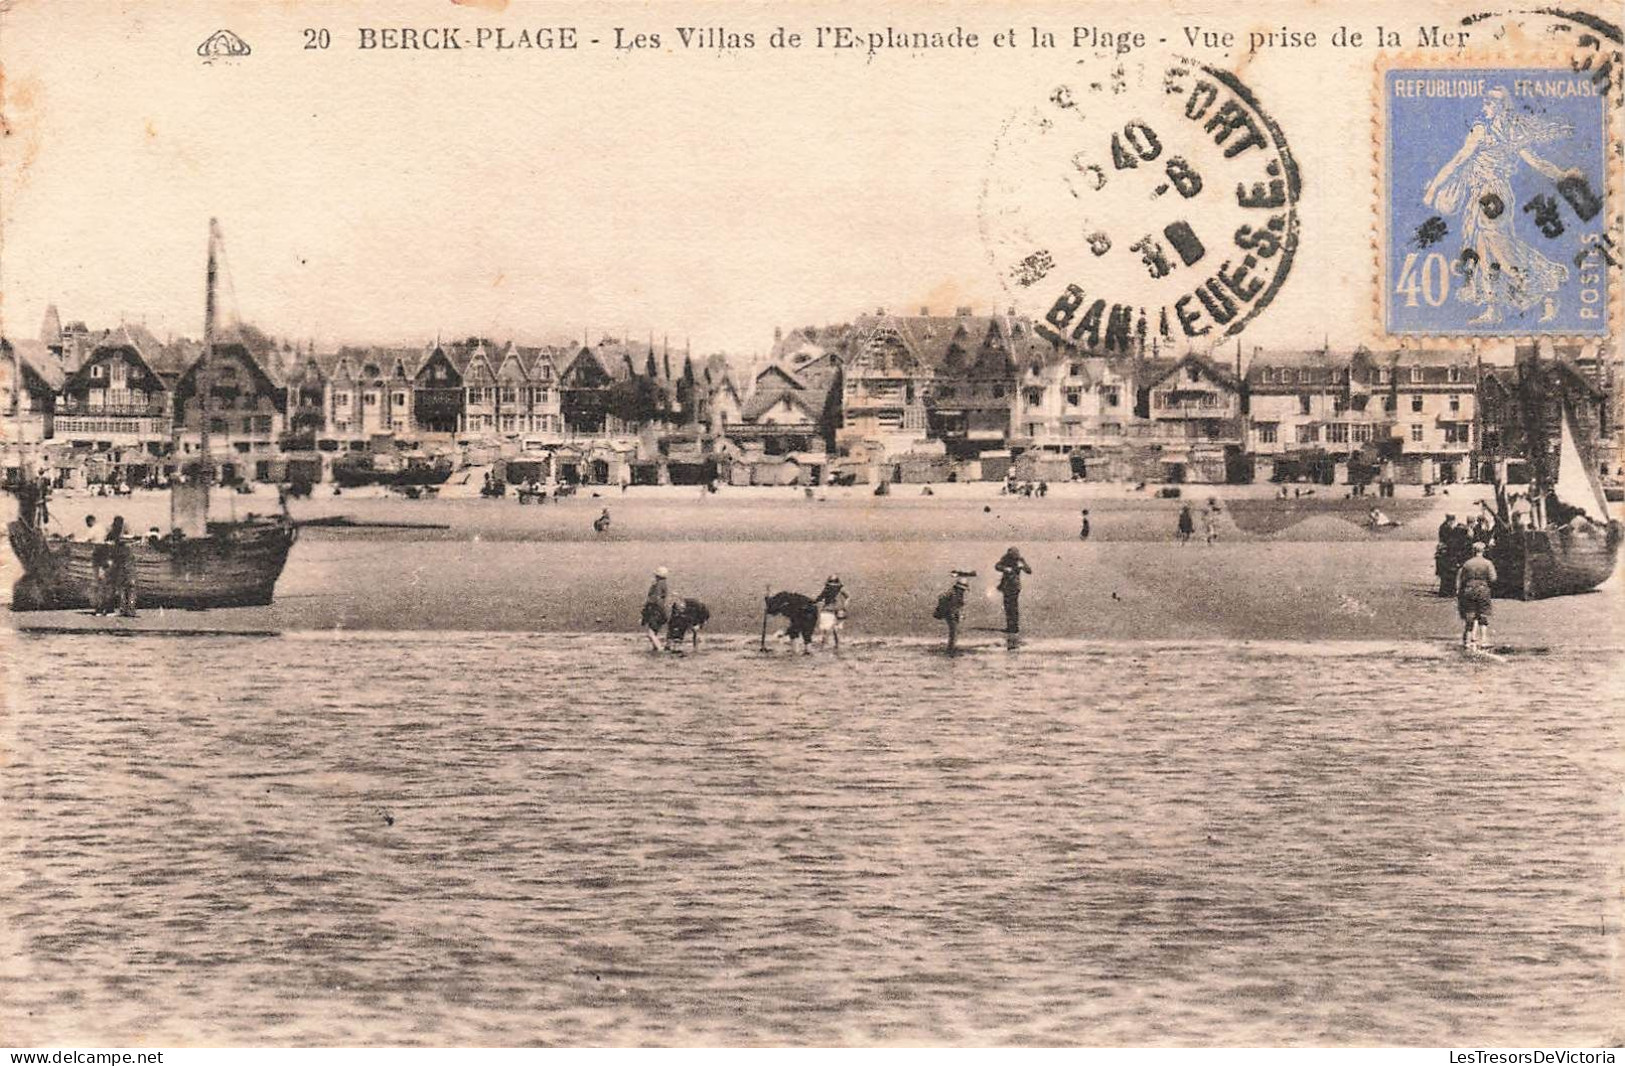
[1423,87,1574,325]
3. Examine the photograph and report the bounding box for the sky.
[0,0,1569,362]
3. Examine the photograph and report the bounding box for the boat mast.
[1519,343,1549,528]
[199,218,218,516]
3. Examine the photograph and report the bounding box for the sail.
[1552,404,1607,521]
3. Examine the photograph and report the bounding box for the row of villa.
[2,304,1615,489]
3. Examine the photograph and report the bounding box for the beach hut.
[979,449,1013,483]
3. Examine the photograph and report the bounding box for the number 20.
[304,28,331,49]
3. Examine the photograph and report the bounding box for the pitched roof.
[1,337,65,390]
[1141,353,1242,392]
[742,384,826,423]
[1387,348,1474,367]
[144,339,203,380]
[1245,349,1352,385]
[519,345,569,378]
[753,363,803,390]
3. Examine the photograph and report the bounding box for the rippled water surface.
[4,632,1621,1045]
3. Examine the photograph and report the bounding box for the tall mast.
[200,218,218,502]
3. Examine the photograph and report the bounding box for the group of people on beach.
[1435,510,1501,650]
[1435,510,1499,596]
[641,568,851,654]
[932,546,1033,651]
[1001,479,1049,498]
[641,546,1036,655]
[76,514,140,618]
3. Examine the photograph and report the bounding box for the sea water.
[4,631,1620,1045]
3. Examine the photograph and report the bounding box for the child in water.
[934,576,970,652]
[813,575,850,650]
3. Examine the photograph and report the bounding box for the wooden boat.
[1489,518,1621,599]
[7,219,298,612]
[1486,382,1621,600]
[8,516,295,609]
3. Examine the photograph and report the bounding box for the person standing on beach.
[1456,542,1497,651]
[642,566,670,651]
[594,508,611,534]
[1176,505,1194,544]
[994,546,1032,635]
[934,576,970,653]
[1434,514,1457,595]
[109,516,137,618]
[1202,501,1219,545]
[1443,517,1472,593]
[1079,508,1091,541]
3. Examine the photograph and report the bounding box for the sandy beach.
[6,484,1619,646]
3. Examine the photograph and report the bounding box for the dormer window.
[1262,368,1275,382]
[1186,366,1201,383]
[1448,365,1461,382]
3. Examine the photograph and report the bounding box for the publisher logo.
[197,29,251,63]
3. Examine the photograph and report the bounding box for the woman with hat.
[813,574,851,650]
[934,574,971,653]
[642,566,670,651]
[994,546,1032,635]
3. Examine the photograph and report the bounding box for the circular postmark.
[979,59,1301,354]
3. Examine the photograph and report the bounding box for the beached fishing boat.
[1486,365,1621,600]
[7,219,297,611]
[8,516,296,609]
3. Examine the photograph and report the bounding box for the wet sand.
[6,485,1618,645]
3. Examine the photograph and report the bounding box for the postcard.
[2,0,1621,1049]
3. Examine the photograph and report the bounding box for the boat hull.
[8,520,297,611]
[1489,520,1622,599]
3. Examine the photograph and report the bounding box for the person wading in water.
[994,546,1032,635]
[1456,541,1498,651]
[813,575,850,650]
[642,566,670,651]
[934,575,970,653]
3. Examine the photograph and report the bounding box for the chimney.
[956,306,973,317]
[919,305,930,317]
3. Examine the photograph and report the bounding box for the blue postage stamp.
[1383,65,1609,336]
